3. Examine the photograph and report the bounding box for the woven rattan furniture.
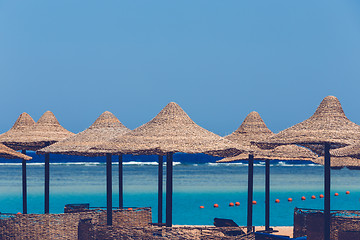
[294,208,360,240]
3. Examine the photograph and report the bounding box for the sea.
[0,152,359,227]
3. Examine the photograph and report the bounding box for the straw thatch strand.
[37,111,130,156]
[0,143,32,160]
[0,112,35,150]
[91,102,247,157]
[1,111,74,151]
[217,145,317,162]
[255,96,360,155]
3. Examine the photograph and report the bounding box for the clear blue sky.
[1,0,359,136]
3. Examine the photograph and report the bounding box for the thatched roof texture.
[91,102,246,156]
[225,111,273,149]
[38,111,130,156]
[0,143,32,160]
[217,145,317,162]
[255,96,360,155]
[312,156,360,169]
[0,112,36,150]
[0,111,74,151]
[220,111,316,162]
[331,144,360,159]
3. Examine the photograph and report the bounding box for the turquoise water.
[0,155,360,226]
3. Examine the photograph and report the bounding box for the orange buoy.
[252,200,257,205]
[335,193,339,196]
[214,204,219,208]
[128,208,133,210]
[275,199,280,203]
[288,198,293,202]
[235,202,240,206]
[311,195,316,199]
[319,194,324,198]
[301,196,306,201]
[346,191,350,195]
[229,202,234,207]
[199,206,204,209]
[16,212,22,215]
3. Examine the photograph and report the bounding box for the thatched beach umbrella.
[2,111,75,214]
[255,96,360,240]
[331,143,360,159]
[38,111,130,225]
[312,156,360,170]
[0,143,32,160]
[223,112,317,232]
[91,102,246,227]
[0,112,35,214]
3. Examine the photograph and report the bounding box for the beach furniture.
[0,111,73,214]
[294,208,360,240]
[38,111,130,225]
[218,111,316,232]
[90,102,248,227]
[255,232,307,239]
[255,96,360,240]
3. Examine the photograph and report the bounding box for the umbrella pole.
[45,153,50,214]
[22,150,27,214]
[166,152,173,227]
[324,143,331,240]
[265,159,270,231]
[158,155,163,224]
[106,153,112,225]
[247,154,254,232]
[119,154,123,209]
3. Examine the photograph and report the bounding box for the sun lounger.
[255,232,307,240]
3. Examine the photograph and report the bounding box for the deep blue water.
[0,152,359,226]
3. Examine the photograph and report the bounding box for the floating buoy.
[311,195,316,199]
[288,198,293,202]
[335,193,339,196]
[128,208,133,210]
[199,206,204,209]
[252,201,257,205]
[301,196,306,201]
[275,199,280,203]
[319,194,324,198]
[16,212,22,215]
[235,202,240,206]
[229,202,234,207]
[214,204,219,208]
[346,191,350,195]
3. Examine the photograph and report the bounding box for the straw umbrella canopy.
[91,102,247,227]
[218,145,317,162]
[37,111,130,225]
[331,143,360,159]
[222,111,317,232]
[312,156,360,169]
[1,111,75,151]
[255,96,360,240]
[0,112,36,150]
[38,111,130,156]
[92,102,243,156]
[0,143,32,160]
